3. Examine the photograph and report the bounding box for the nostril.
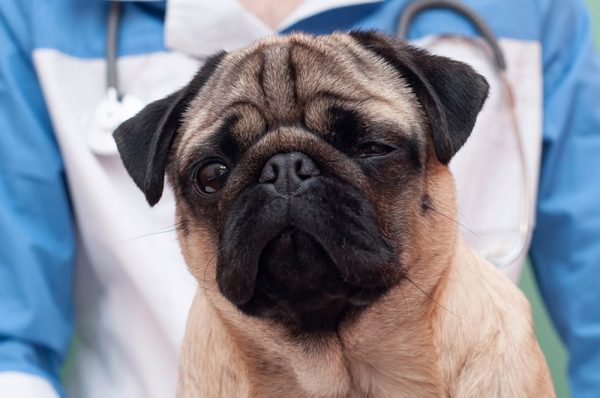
[295,157,320,180]
[293,159,304,178]
[259,162,278,183]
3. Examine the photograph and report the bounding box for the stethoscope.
[91,0,531,269]
[85,1,144,156]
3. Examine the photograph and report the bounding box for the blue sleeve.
[530,0,600,396]
[0,2,75,396]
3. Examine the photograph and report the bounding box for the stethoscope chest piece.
[86,87,144,155]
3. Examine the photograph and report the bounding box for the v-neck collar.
[164,0,382,58]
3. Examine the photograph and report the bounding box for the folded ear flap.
[113,51,227,206]
[349,31,489,164]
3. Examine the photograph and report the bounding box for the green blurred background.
[591,1,600,42]
[520,4,599,397]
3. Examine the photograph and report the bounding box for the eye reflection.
[195,162,230,194]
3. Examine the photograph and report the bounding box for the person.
[1,0,599,397]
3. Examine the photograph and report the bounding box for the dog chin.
[216,178,400,333]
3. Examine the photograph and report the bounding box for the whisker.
[200,251,221,294]
[424,203,484,245]
[402,272,463,320]
[113,222,188,245]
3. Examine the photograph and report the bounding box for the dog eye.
[354,142,396,158]
[193,161,230,194]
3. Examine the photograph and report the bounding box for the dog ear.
[113,51,227,206]
[349,31,489,164]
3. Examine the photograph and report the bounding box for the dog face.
[114,31,488,333]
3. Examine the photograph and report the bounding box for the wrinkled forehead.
[177,33,425,163]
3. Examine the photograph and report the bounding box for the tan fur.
[170,33,555,397]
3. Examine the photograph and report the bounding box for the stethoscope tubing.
[397,0,506,71]
[106,1,122,99]
[398,0,532,269]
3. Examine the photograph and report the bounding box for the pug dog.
[114,31,555,397]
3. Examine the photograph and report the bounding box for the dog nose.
[259,152,320,195]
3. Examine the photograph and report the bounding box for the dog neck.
[178,225,546,397]
[178,241,466,398]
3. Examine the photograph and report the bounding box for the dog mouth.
[238,227,390,331]
[215,179,400,332]
[258,227,340,299]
